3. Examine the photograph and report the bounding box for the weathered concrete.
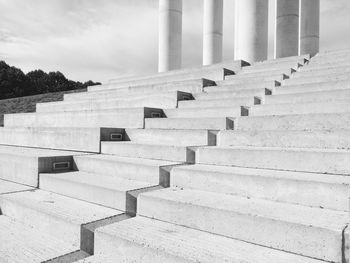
[0,127,123,152]
[0,145,86,187]
[196,146,350,175]
[266,89,350,105]
[0,190,121,247]
[40,171,154,211]
[87,78,214,94]
[101,142,193,162]
[194,88,268,101]
[224,73,288,84]
[234,113,350,131]
[4,108,164,128]
[234,0,269,62]
[0,179,33,194]
[203,0,223,65]
[0,215,78,263]
[163,106,242,118]
[227,68,294,79]
[138,188,348,262]
[249,101,350,116]
[73,154,179,186]
[178,96,258,109]
[145,117,234,130]
[276,0,299,58]
[94,216,323,263]
[158,0,182,72]
[38,91,191,112]
[171,164,350,211]
[218,129,350,150]
[212,80,278,91]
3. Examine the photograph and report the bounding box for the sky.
[0,0,349,83]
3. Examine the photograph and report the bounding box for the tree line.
[0,61,101,99]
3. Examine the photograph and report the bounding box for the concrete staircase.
[1,50,350,262]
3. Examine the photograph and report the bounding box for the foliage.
[0,61,100,99]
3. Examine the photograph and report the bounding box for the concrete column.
[203,0,223,65]
[300,0,320,56]
[275,0,299,58]
[234,0,269,63]
[158,0,182,72]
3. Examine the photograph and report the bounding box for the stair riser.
[218,130,350,150]
[138,195,344,262]
[145,118,233,130]
[178,97,256,109]
[205,81,277,93]
[266,90,350,104]
[196,147,350,175]
[37,97,179,113]
[73,157,162,185]
[275,81,350,95]
[0,198,80,246]
[101,143,192,163]
[40,175,127,211]
[226,69,293,80]
[249,102,350,116]
[295,67,350,78]
[163,108,242,118]
[4,108,163,128]
[171,168,350,211]
[194,89,267,100]
[224,74,286,84]
[235,114,350,131]
[124,129,213,147]
[284,74,350,86]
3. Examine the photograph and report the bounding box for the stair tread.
[140,188,349,231]
[96,216,322,263]
[0,190,122,225]
[76,154,180,167]
[173,164,350,185]
[41,171,155,191]
[0,216,77,263]
[0,179,34,194]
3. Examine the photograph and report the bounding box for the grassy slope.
[0,89,86,126]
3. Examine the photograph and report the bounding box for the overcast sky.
[0,0,349,83]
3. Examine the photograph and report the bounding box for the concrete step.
[101,142,195,162]
[0,145,87,187]
[300,62,350,72]
[249,101,350,116]
[138,188,348,262]
[0,179,33,194]
[229,68,295,79]
[93,216,322,263]
[145,117,234,130]
[274,79,350,95]
[65,87,195,102]
[40,171,155,212]
[0,215,78,263]
[224,73,289,84]
[251,54,310,65]
[0,190,122,248]
[194,88,269,100]
[73,154,179,186]
[105,67,235,90]
[87,78,214,94]
[120,128,216,146]
[4,107,164,128]
[266,89,350,104]
[178,96,258,109]
[0,127,123,152]
[106,60,245,86]
[284,72,350,86]
[37,91,193,112]
[218,129,350,150]
[311,54,350,64]
[241,61,302,73]
[195,146,350,175]
[163,106,243,118]
[171,164,350,211]
[206,80,278,93]
[234,113,350,131]
[294,65,350,78]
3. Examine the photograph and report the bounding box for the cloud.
[0,0,349,83]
